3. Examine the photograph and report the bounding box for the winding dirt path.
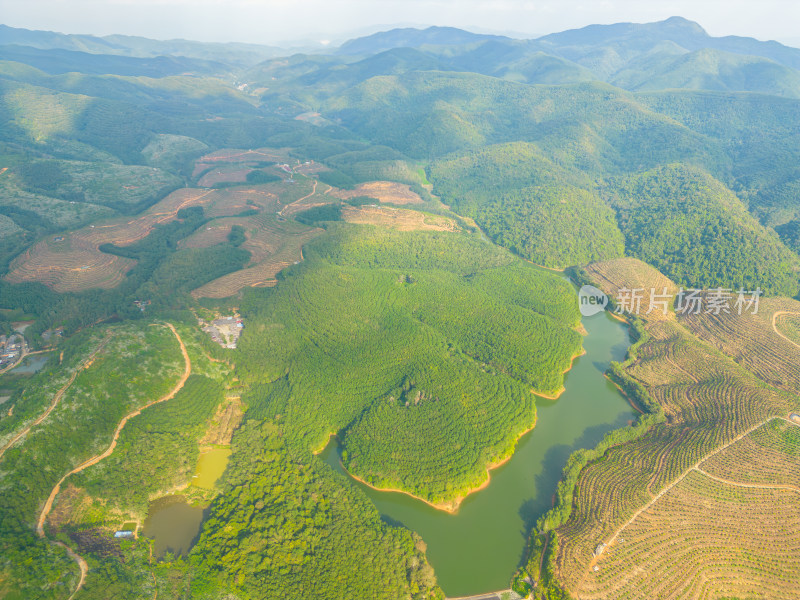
[771,310,800,350]
[277,179,318,217]
[56,541,88,600]
[36,323,191,598]
[0,333,113,461]
[693,466,800,494]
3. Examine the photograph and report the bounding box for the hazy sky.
[2,0,800,47]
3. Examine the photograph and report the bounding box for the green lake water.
[143,447,231,557]
[193,447,232,489]
[142,496,205,559]
[321,311,634,597]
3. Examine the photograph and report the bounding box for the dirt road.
[771,310,800,350]
[278,179,318,216]
[36,323,191,598]
[578,415,788,590]
[694,465,800,494]
[56,540,88,600]
[0,333,113,461]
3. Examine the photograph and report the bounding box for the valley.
[1,13,800,600]
[322,311,634,596]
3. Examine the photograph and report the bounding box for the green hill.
[336,25,507,55]
[0,24,284,67]
[613,48,800,97]
[0,44,228,77]
[325,72,724,170]
[237,224,582,505]
[429,142,624,267]
[607,164,800,295]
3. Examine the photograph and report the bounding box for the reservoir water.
[321,311,634,597]
[142,496,204,559]
[193,447,232,489]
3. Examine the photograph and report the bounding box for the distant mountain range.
[335,25,509,55]
[0,24,287,67]
[325,17,800,97]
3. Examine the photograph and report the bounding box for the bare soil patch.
[331,181,423,205]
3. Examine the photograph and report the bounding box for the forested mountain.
[536,16,800,71]
[2,14,800,600]
[0,24,285,66]
[336,25,507,55]
[4,16,799,298]
[0,44,229,77]
[610,48,800,96]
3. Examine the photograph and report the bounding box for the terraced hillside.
[329,180,424,205]
[190,212,322,298]
[5,188,216,291]
[340,205,458,232]
[584,461,800,600]
[530,258,799,599]
[702,417,800,489]
[4,184,289,293]
[584,258,679,320]
[679,297,800,395]
[191,147,290,179]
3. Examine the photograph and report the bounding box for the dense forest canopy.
[2,15,800,600]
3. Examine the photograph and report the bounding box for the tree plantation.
[2,14,800,600]
[236,224,582,506]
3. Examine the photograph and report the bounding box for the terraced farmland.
[276,180,334,217]
[585,257,679,320]
[583,467,800,600]
[680,298,800,395]
[181,224,234,249]
[192,147,291,179]
[202,186,282,218]
[191,190,456,298]
[198,165,253,187]
[341,205,458,231]
[329,181,423,205]
[540,258,799,598]
[6,235,135,292]
[5,188,217,292]
[4,184,295,293]
[190,213,322,298]
[775,311,800,345]
[703,418,800,489]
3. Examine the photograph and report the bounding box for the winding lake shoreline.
[321,310,635,597]
[321,342,590,513]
